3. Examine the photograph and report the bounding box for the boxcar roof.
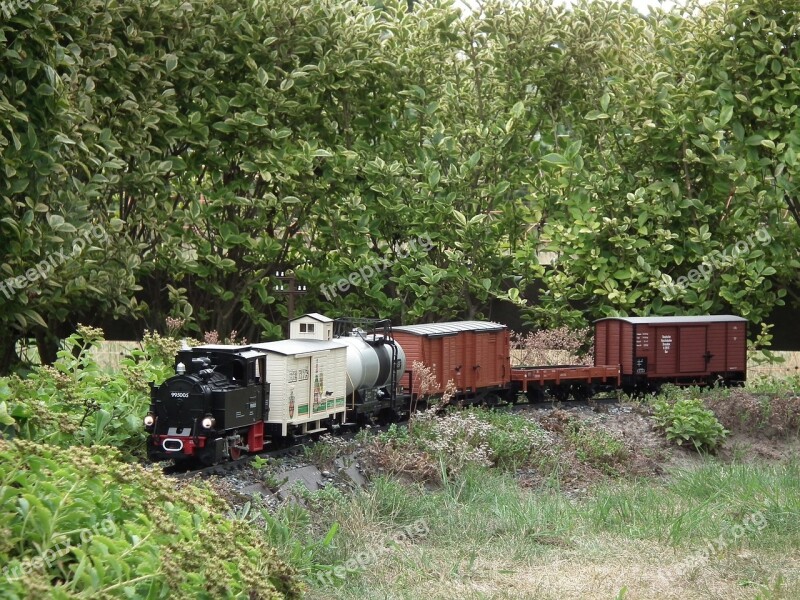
[393,321,506,336]
[250,339,346,356]
[594,315,747,325]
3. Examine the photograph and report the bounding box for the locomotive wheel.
[227,436,244,461]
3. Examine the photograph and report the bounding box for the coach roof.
[250,339,347,356]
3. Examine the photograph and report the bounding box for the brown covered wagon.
[594,315,747,392]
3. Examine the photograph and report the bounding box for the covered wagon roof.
[594,315,747,325]
[250,339,346,356]
[393,321,506,337]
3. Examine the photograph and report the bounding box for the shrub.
[705,388,800,437]
[510,326,593,366]
[0,439,301,599]
[653,398,729,452]
[0,327,175,459]
[302,434,354,469]
[370,408,553,483]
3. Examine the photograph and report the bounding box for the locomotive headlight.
[143,413,155,428]
[201,415,216,429]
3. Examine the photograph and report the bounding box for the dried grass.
[312,536,800,599]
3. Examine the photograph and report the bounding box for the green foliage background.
[1,0,799,368]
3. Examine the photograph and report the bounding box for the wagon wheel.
[526,386,545,404]
[571,384,591,402]
[483,393,502,407]
[550,385,571,403]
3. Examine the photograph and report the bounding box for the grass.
[292,458,800,599]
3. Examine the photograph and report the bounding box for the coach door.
[655,327,677,375]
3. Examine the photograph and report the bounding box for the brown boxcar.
[392,321,511,399]
[594,315,747,390]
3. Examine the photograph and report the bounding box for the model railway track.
[513,394,622,412]
[163,442,307,479]
[163,422,392,480]
[163,395,623,480]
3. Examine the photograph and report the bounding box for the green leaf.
[585,110,609,121]
[600,92,610,112]
[541,153,570,166]
[0,402,15,426]
[719,105,733,126]
[745,134,764,146]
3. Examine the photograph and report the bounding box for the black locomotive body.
[146,345,268,464]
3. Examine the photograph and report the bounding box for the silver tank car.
[337,330,406,395]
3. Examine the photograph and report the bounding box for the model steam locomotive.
[145,313,747,464]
